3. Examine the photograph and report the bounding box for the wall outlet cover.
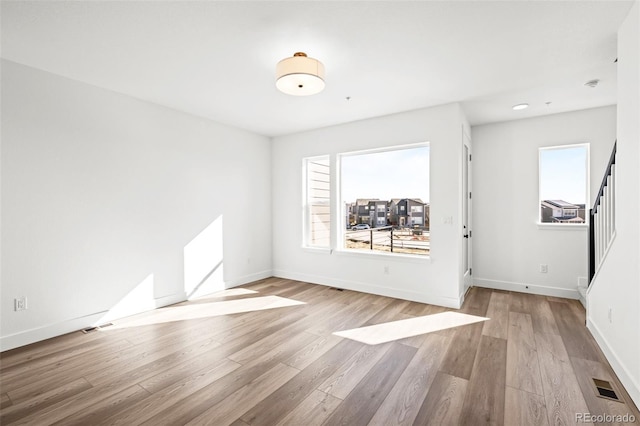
[14,297,28,311]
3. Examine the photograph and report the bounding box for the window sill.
[302,246,332,254]
[333,248,431,264]
[537,223,588,231]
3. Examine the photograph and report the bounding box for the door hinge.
[469,192,472,199]
[470,268,472,275]
[469,154,472,161]
[469,230,472,238]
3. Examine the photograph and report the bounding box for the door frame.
[462,132,473,295]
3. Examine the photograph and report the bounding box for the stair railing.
[589,142,617,284]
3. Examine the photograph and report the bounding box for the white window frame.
[337,142,430,258]
[538,143,589,228]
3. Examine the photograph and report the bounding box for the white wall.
[587,0,640,408]
[0,60,273,350]
[471,106,617,298]
[271,104,468,308]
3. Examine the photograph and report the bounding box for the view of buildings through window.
[340,144,430,255]
[539,144,588,224]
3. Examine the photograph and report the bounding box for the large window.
[539,144,588,224]
[303,156,330,248]
[340,144,430,256]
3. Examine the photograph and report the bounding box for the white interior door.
[462,134,473,293]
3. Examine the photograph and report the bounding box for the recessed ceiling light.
[512,103,529,111]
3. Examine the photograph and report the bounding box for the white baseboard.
[154,292,187,308]
[0,290,190,352]
[587,317,640,409]
[473,277,579,299]
[272,269,462,308]
[225,270,273,289]
[0,310,108,352]
[0,270,273,353]
[577,285,588,309]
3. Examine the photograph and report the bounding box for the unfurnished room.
[1,1,639,425]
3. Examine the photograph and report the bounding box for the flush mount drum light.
[276,52,325,96]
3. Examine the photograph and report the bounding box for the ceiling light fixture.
[512,103,529,111]
[276,52,325,96]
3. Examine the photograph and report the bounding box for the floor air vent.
[81,323,114,334]
[593,378,621,402]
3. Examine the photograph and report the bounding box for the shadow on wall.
[184,215,225,300]
[96,215,225,325]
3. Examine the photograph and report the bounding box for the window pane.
[304,156,331,247]
[539,145,588,224]
[341,145,429,256]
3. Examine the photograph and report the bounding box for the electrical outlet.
[539,264,548,273]
[14,297,27,311]
[608,307,613,323]
[384,266,389,274]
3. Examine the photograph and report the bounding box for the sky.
[539,145,587,205]
[340,145,429,203]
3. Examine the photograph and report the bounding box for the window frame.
[538,143,589,228]
[336,142,430,258]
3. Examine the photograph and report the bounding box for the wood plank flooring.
[1,278,639,425]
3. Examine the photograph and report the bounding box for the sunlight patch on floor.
[109,295,305,329]
[205,288,258,298]
[334,312,489,345]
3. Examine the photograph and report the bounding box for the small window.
[400,205,405,212]
[539,144,588,224]
[304,156,330,247]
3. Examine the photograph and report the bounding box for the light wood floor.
[1,278,639,425]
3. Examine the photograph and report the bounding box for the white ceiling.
[1,1,633,137]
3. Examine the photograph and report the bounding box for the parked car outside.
[351,224,370,230]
